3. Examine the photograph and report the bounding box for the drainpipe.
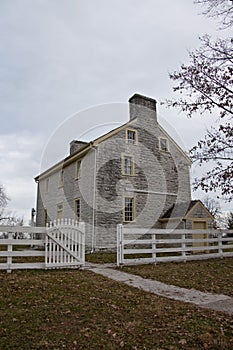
[91,144,97,253]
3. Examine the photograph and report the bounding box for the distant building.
[35,93,214,250]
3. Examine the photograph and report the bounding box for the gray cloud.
[1,0,231,220]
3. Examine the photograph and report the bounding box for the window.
[74,199,81,221]
[126,129,137,144]
[45,178,49,193]
[124,197,135,222]
[59,170,64,187]
[122,155,134,175]
[159,137,169,152]
[75,160,81,179]
[56,203,63,219]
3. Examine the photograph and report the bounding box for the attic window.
[126,129,137,144]
[159,137,169,152]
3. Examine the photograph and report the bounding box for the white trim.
[125,188,177,196]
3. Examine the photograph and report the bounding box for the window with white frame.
[74,199,81,221]
[124,197,135,222]
[126,129,137,144]
[122,155,134,175]
[159,137,169,152]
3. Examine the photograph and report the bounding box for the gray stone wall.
[93,111,191,249]
[36,100,192,250]
[36,151,96,248]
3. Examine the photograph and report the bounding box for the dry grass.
[0,268,233,349]
[122,257,233,297]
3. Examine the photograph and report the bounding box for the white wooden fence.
[0,219,85,272]
[117,225,233,266]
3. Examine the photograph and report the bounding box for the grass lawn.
[122,257,233,298]
[86,253,233,297]
[0,269,233,349]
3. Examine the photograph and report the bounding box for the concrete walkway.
[85,263,233,316]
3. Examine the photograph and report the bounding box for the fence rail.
[0,220,85,272]
[117,225,233,266]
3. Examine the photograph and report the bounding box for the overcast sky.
[0,0,231,223]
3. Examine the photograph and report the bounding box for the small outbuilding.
[160,200,215,230]
[160,200,215,251]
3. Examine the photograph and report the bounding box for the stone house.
[35,93,214,250]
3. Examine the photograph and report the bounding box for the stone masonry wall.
[94,111,191,249]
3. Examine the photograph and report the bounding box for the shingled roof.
[161,200,200,219]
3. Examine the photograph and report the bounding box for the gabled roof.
[161,200,214,221]
[34,119,136,181]
[34,93,191,181]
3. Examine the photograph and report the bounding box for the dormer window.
[159,137,169,152]
[126,129,137,145]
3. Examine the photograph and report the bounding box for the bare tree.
[227,211,233,229]
[165,1,233,200]
[0,183,23,226]
[0,183,9,209]
[202,195,221,216]
[194,0,233,28]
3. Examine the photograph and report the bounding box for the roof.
[161,201,198,219]
[161,200,214,220]
[34,119,135,181]
[34,93,191,181]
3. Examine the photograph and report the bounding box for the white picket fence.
[0,219,85,272]
[117,225,233,266]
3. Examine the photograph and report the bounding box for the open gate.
[45,219,85,268]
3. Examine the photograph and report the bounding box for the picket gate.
[45,219,85,268]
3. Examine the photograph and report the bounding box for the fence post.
[152,233,156,264]
[218,232,223,258]
[117,224,123,267]
[79,222,85,265]
[182,233,186,262]
[7,232,13,273]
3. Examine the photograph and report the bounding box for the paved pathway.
[85,263,233,316]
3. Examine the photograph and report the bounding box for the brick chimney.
[128,93,157,121]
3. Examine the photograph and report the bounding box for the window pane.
[75,160,81,178]
[124,197,134,221]
[127,130,136,144]
[160,138,168,152]
[124,156,133,175]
